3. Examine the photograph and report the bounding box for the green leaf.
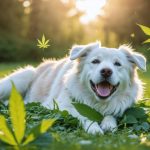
[133,124,142,131]
[42,34,46,43]
[143,39,150,44]
[137,24,150,36]
[37,39,42,45]
[45,40,50,45]
[37,44,42,48]
[137,99,150,108]
[9,84,26,144]
[0,115,17,145]
[72,102,103,122]
[122,115,138,124]
[23,119,55,145]
[53,100,59,110]
[45,45,50,48]
[37,34,50,50]
[141,122,150,131]
[124,107,146,119]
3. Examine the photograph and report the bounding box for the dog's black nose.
[101,68,112,78]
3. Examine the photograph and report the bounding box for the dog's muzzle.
[90,80,120,99]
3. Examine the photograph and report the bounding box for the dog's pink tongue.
[96,83,111,97]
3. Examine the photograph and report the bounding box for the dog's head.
[70,42,146,101]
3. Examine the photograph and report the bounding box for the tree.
[28,0,84,57]
[0,0,24,36]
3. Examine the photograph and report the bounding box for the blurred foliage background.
[0,0,150,62]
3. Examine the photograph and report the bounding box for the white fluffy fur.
[0,42,146,134]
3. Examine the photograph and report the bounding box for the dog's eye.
[114,61,121,66]
[92,59,100,64]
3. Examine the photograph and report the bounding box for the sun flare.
[76,0,107,24]
[23,0,31,8]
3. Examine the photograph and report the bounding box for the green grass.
[0,62,150,150]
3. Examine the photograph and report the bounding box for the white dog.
[0,42,146,134]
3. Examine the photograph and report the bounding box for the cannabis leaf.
[23,119,55,145]
[137,24,150,44]
[143,39,150,44]
[9,83,26,144]
[137,24,150,36]
[0,84,55,146]
[0,115,17,145]
[37,34,50,50]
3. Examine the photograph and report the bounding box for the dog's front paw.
[100,116,117,132]
[87,122,104,135]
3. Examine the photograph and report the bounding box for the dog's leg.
[43,99,103,134]
[82,119,104,134]
[0,66,36,100]
[100,115,117,132]
[66,107,104,134]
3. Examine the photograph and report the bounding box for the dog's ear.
[70,42,100,60]
[119,45,146,71]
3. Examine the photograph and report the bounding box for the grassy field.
[0,62,150,150]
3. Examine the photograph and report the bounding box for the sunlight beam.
[76,0,107,24]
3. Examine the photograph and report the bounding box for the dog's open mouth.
[90,80,119,99]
